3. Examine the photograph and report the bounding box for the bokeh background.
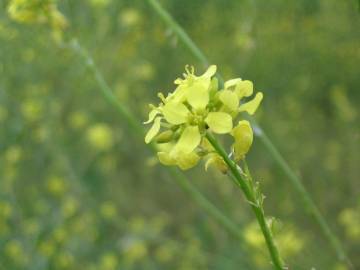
[0,0,359,269]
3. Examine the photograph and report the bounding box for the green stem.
[252,125,353,268]
[206,133,284,270]
[147,0,209,67]
[146,0,352,267]
[68,39,250,252]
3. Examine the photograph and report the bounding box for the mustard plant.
[6,1,256,263]
[144,65,285,269]
[146,1,354,268]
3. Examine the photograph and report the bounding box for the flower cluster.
[144,65,263,171]
[8,0,66,25]
[7,0,67,41]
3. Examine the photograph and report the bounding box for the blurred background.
[0,0,359,269]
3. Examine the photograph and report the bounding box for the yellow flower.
[205,112,233,134]
[205,153,228,174]
[7,0,68,42]
[220,78,263,115]
[100,252,118,270]
[7,0,67,26]
[231,120,254,161]
[144,65,263,170]
[156,126,201,170]
[158,150,200,170]
[87,123,114,151]
[46,176,66,196]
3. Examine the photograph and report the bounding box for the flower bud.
[155,130,174,143]
[231,120,253,161]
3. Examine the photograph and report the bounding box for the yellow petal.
[145,117,161,144]
[186,81,209,110]
[144,109,160,124]
[174,78,183,85]
[171,85,187,103]
[204,153,228,174]
[155,130,174,143]
[174,126,201,154]
[219,90,239,111]
[201,65,217,78]
[205,112,233,134]
[176,151,200,170]
[209,77,219,96]
[204,156,214,171]
[224,78,242,89]
[162,101,189,125]
[238,92,263,115]
[231,120,253,160]
[235,80,253,98]
[200,138,214,152]
[157,151,177,166]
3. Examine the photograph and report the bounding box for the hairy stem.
[206,133,285,270]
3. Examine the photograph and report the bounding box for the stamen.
[157,92,166,102]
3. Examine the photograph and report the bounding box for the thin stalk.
[68,39,249,251]
[146,0,353,267]
[147,0,209,67]
[252,126,353,268]
[206,133,285,270]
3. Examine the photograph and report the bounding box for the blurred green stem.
[253,128,353,268]
[68,39,250,252]
[146,0,353,267]
[206,133,285,270]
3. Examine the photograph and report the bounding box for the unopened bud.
[155,130,174,143]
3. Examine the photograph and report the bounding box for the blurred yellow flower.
[338,208,360,240]
[90,0,111,8]
[52,227,67,244]
[46,176,67,196]
[69,111,89,129]
[136,62,155,80]
[4,145,22,164]
[244,221,304,261]
[100,201,117,220]
[119,8,141,27]
[7,0,68,42]
[7,0,67,28]
[244,221,264,248]
[100,252,118,270]
[123,239,147,264]
[21,99,42,122]
[0,201,13,218]
[61,197,79,218]
[87,123,114,151]
[4,240,28,265]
